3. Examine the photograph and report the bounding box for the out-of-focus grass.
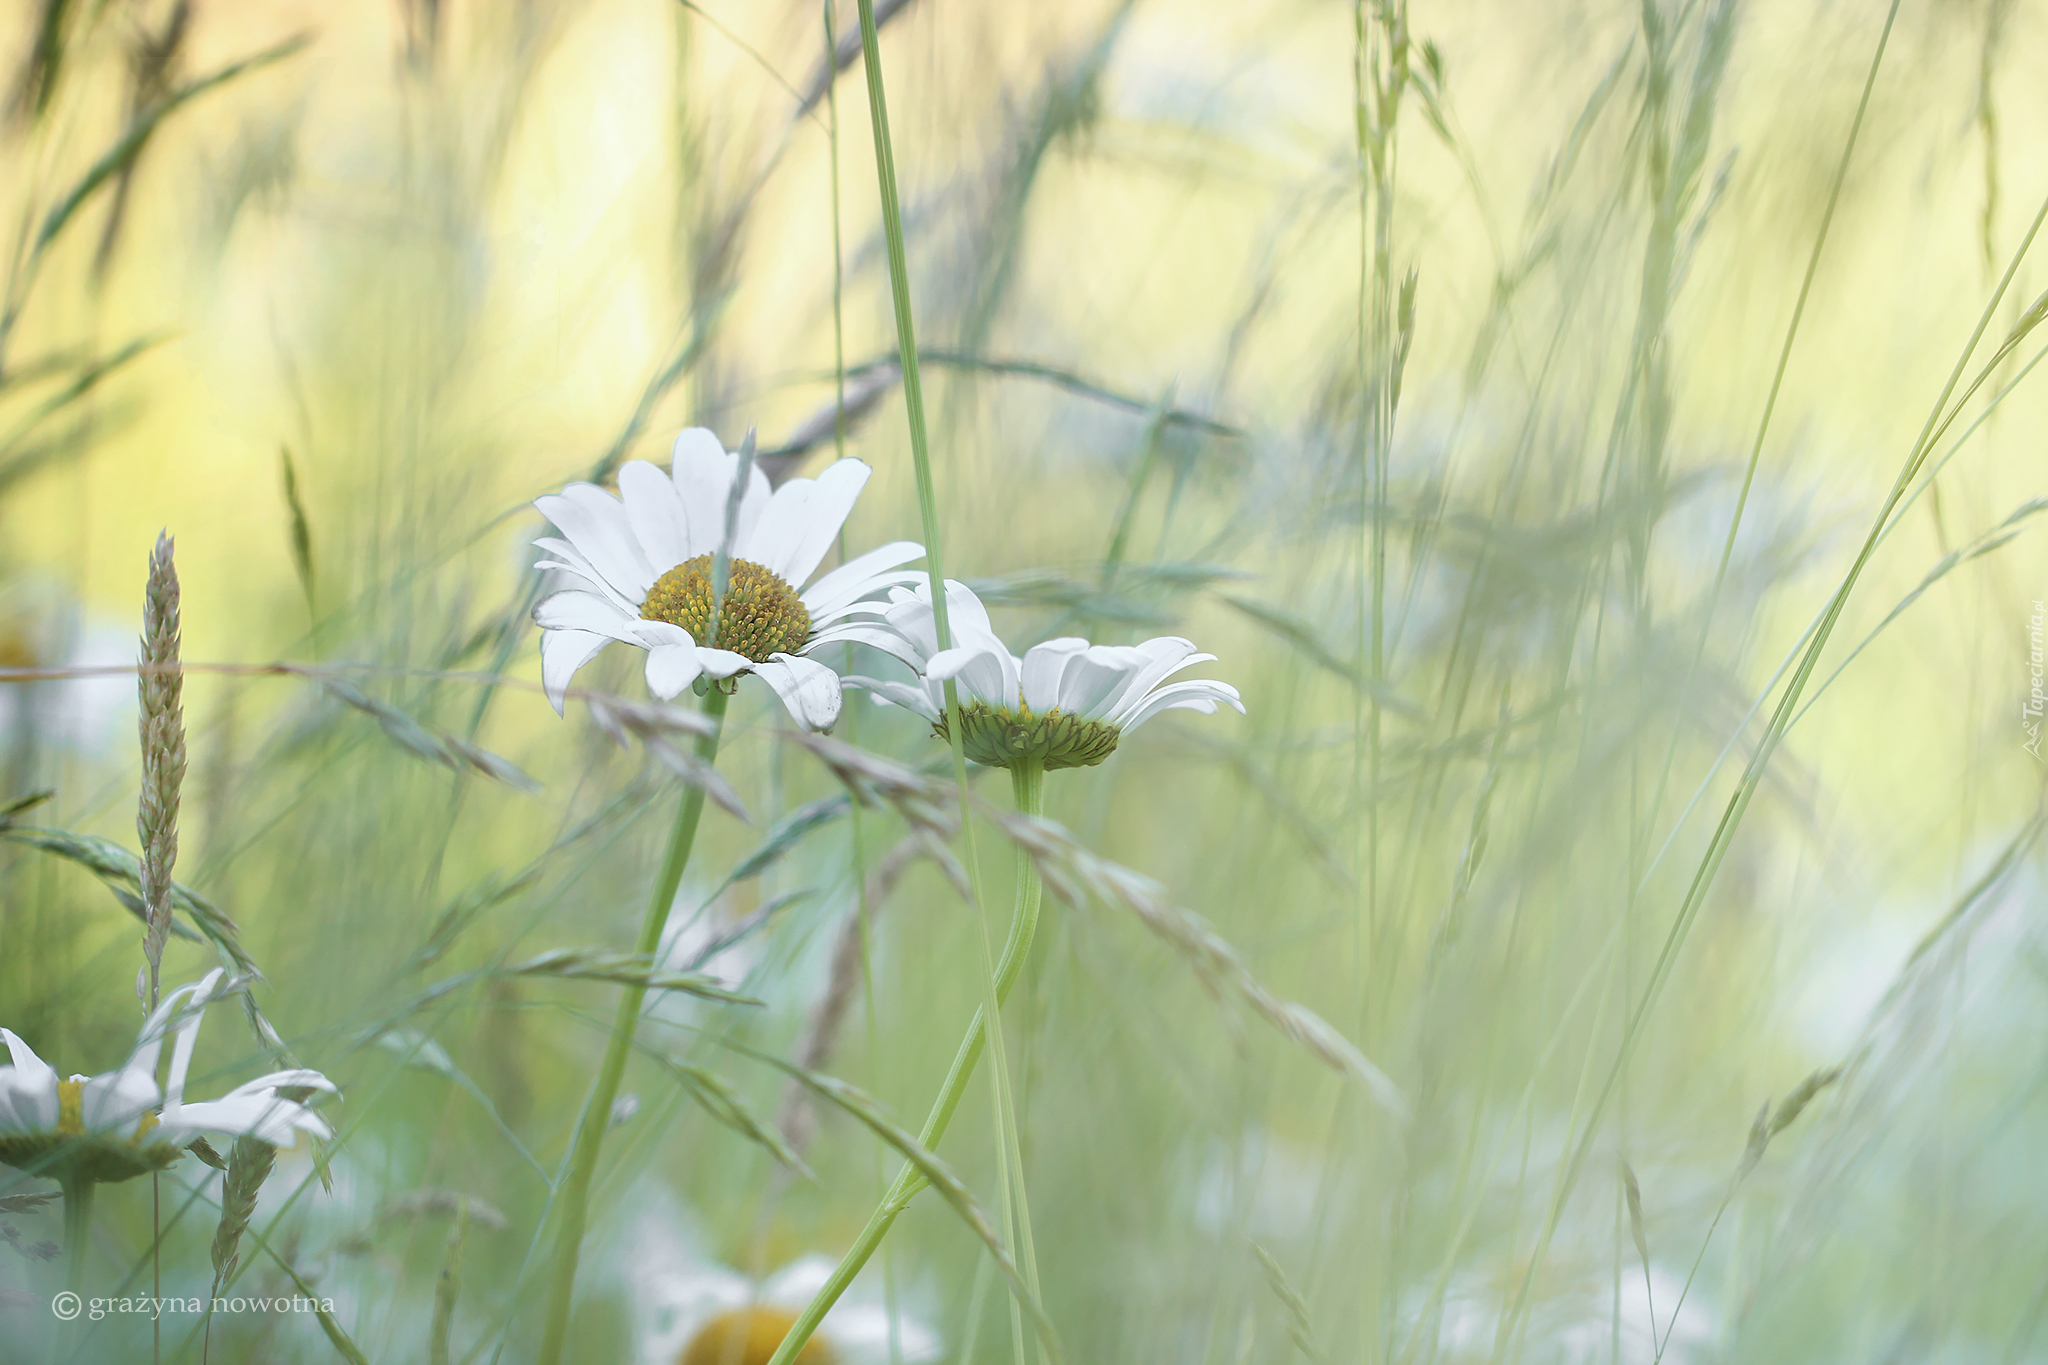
[1,1,2045,1362]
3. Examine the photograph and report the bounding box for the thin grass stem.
[533,686,730,1365]
[766,3,1049,1359]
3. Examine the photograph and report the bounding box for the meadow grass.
[0,2,2045,1363]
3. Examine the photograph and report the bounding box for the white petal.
[819,1303,942,1365]
[668,428,732,558]
[159,969,227,1107]
[1019,638,1091,712]
[535,591,646,644]
[78,1068,159,1132]
[159,1094,330,1147]
[131,970,220,1092]
[927,641,1016,709]
[1,1028,55,1087]
[878,594,940,663]
[216,1069,338,1101]
[807,573,931,628]
[753,654,844,731]
[669,428,773,560]
[644,645,704,700]
[630,620,696,650]
[879,579,995,672]
[618,460,693,570]
[739,475,817,579]
[803,621,929,672]
[749,459,872,587]
[761,1254,838,1305]
[1098,637,1211,727]
[1114,679,1245,735]
[0,1029,58,1132]
[535,485,656,600]
[801,541,927,620]
[533,537,642,616]
[1053,646,1148,719]
[844,676,942,721]
[731,462,772,554]
[542,629,610,715]
[936,579,997,640]
[694,648,753,680]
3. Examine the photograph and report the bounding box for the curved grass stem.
[534,686,730,1365]
[762,6,1050,1361]
[766,757,1047,1365]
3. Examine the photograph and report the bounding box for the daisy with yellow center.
[762,579,1245,1365]
[843,579,1245,768]
[634,1235,939,1365]
[531,428,925,731]
[0,969,335,1187]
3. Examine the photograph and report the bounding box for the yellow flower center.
[0,1076,177,1185]
[0,627,38,669]
[57,1078,83,1136]
[678,1305,835,1365]
[641,556,812,664]
[937,701,1122,770]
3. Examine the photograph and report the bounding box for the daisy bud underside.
[0,1086,180,1185]
[938,700,1121,771]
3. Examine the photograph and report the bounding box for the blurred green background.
[1,1,2045,1361]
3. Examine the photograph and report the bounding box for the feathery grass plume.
[373,1189,509,1233]
[138,530,187,1009]
[1252,1242,1327,1365]
[499,947,762,1004]
[0,1192,59,1214]
[980,798,1407,1118]
[209,1134,276,1297]
[92,0,192,278]
[428,1197,471,1365]
[279,444,316,620]
[584,693,746,818]
[1621,1158,1656,1335]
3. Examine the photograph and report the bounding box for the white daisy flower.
[0,969,336,1186]
[843,579,1245,770]
[627,1201,939,1365]
[531,428,925,732]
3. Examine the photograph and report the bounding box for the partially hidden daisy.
[0,969,335,1186]
[635,1238,940,1365]
[843,579,1245,769]
[532,428,925,731]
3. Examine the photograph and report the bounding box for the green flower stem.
[766,758,1047,1365]
[763,7,1044,1364]
[61,1176,93,1295]
[535,687,730,1365]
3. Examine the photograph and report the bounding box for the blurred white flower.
[629,1205,940,1365]
[0,969,335,1185]
[0,593,134,760]
[531,428,925,731]
[843,578,1243,769]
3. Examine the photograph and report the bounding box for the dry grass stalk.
[981,800,1408,1118]
[138,529,187,1008]
[789,731,1401,1113]
[585,693,745,819]
[776,834,927,1156]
